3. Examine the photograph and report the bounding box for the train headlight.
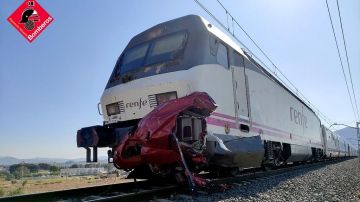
[106,103,120,116]
[156,91,177,105]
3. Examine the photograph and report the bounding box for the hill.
[0,156,86,165]
[336,126,358,148]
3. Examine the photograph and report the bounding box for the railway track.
[0,158,351,202]
[0,180,180,202]
[209,158,349,187]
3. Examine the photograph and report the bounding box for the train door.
[231,51,250,133]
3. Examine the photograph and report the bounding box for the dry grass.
[0,175,132,197]
[7,188,23,196]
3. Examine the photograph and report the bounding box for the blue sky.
[0,0,359,158]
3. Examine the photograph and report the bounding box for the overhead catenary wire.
[218,0,336,126]
[193,0,334,126]
[336,0,360,121]
[199,0,334,125]
[325,0,359,122]
[216,0,337,125]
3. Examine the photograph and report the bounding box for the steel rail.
[85,185,178,202]
[0,179,180,202]
[209,157,351,186]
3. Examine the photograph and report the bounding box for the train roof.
[123,15,319,120]
[198,15,319,118]
[126,15,245,55]
[193,15,319,118]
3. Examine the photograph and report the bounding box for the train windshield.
[108,32,187,86]
[121,43,150,73]
[146,33,186,65]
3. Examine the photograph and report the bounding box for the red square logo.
[7,0,54,43]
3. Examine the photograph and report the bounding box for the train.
[322,126,357,158]
[76,15,358,187]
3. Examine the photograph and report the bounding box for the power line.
[336,0,360,120]
[215,0,278,72]
[193,0,335,126]
[325,0,359,122]
[215,0,335,126]
[209,0,334,125]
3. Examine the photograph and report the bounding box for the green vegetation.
[357,192,360,199]
[8,188,23,196]
[5,173,14,181]
[6,163,61,179]
[38,163,51,170]
[70,164,79,168]
[9,164,39,174]
[0,171,15,181]
[0,188,4,197]
[9,164,31,179]
[49,165,60,175]
[15,166,30,179]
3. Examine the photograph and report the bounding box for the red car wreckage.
[77,92,218,190]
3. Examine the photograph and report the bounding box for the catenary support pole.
[357,122,359,161]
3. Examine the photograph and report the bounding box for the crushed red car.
[77,92,217,188]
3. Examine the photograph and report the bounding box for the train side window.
[209,35,217,56]
[217,42,229,68]
[234,51,244,67]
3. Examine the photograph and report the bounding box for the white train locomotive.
[77,15,357,185]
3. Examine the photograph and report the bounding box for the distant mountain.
[0,156,108,166]
[0,156,19,165]
[0,156,81,165]
[336,126,358,148]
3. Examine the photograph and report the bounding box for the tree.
[70,164,79,168]
[5,173,15,181]
[49,166,60,174]
[85,164,95,168]
[38,163,51,170]
[25,164,39,173]
[9,163,39,174]
[9,164,19,173]
[13,166,30,179]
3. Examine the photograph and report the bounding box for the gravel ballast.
[172,158,360,202]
